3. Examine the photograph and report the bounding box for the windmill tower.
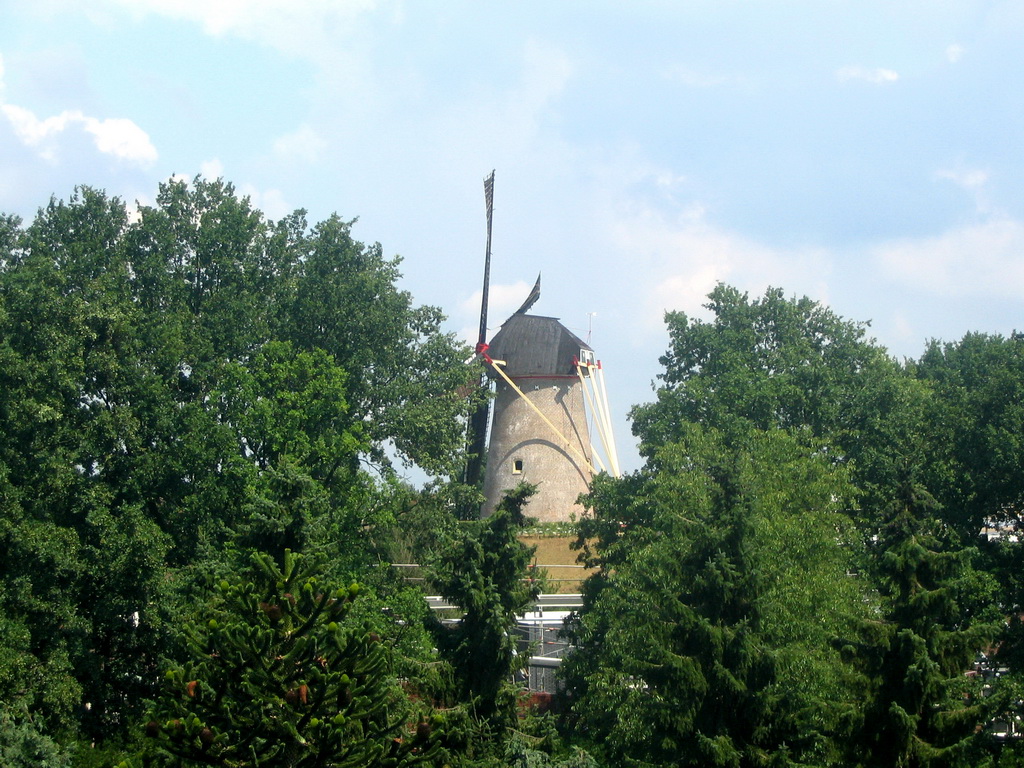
[479,309,595,521]
[464,173,620,522]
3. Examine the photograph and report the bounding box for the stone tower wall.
[483,376,593,522]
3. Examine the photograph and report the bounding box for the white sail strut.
[575,360,621,478]
[488,358,600,476]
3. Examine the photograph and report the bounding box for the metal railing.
[392,563,583,693]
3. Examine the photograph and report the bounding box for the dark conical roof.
[486,314,591,377]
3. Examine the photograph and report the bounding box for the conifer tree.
[429,484,541,730]
[143,549,442,767]
[566,464,770,768]
[563,426,863,767]
[836,482,995,768]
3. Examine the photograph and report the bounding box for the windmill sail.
[514,273,541,315]
[463,170,496,488]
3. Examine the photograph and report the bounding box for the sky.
[2,0,1023,477]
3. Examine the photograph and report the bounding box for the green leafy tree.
[632,284,891,438]
[913,333,1024,536]
[0,179,476,751]
[880,332,1023,760]
[0,188,172,740]
[565,283,1006,766]
[281,213,476,478]
[911,331,1024,610]
[631,283,930,525]
[0,705,71,768]
[145,550,442,767]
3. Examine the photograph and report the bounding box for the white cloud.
[2,103,69,161]
[273,125,326,164]
[606,194,831,330]
[1,102,157,166]
[946,43,965,64]
[836,66,899,84]
[200,158,224,179]
[239,183,291,221]
[105,0,378,58]
[935,166,988,190]
[84,116,158,164]
[935,165,993,214]
[873,216,1024,298]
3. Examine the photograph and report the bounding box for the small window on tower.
[579,349,595,366]
[512,459,524,474]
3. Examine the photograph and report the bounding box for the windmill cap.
[486,313,592,377]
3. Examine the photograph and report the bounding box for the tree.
[563,284,1007,766]
[0,705,70,768]
[903,333,1024,761]
[834,483,997,767]
[428,485,542,733]
[563,426,868,767]
[0,188,172,741]
[913,332,1024,540]
[632,284,888,439]
[281,213,476,478]
[144,549,442,767]
[0,179,477,750]
[631,283,929,526]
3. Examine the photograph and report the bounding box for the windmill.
[463,172,620,522]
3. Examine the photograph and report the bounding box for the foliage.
[428,484,542,743]
[377,480,473,568]
[632,284,888,439]
[0,705,71,768]
[143,549,442,767]
[564,425,867,767]
[0,179,475,749]
[502,716,601,768]
[909,332,1024,759]
[3,178,1024,768]
[913,332,1024,540]
[280,212,477,478]
[834,483,998,767]
[631,283,930,526]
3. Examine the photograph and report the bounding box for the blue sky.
[2,1,1023,475]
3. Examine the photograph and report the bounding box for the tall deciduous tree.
[282,213,477,478]
[631,283,930,526]
[0,179,476,749]
[913,332,1024,540]
[0,189,170,740]
[911,333,1024,754]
